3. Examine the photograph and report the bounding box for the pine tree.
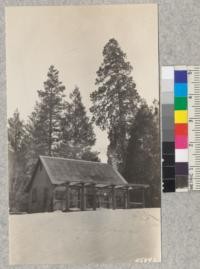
[123,101,160,207]
[35,65,66,156]
[90,38,140,171]
[60,86,98,161]
[23,66,66,177]
[24,102,48,176]
[8,110,28,212]
[8,109,26,153]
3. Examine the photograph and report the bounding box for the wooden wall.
[28,163,54,213]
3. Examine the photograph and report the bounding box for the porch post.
[65,182,70,212]
[80,183,86,211]
[126,187,130,209]
[124,187,128,209]
[93,184,96,211]
[111,185,116,209]
[142,188,145,208]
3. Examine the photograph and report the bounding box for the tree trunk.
[48,88,53,156]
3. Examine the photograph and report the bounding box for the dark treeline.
[8,38,160,212]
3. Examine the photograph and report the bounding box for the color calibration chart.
[161,66,200,192]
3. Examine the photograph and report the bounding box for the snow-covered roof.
[27,156,128,190]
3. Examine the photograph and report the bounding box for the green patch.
[174,97,187,110]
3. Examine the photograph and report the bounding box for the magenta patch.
[175,135,188,149]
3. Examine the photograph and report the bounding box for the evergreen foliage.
[90,38,140,171]
[35,65,66,156]
[123,100,160,207]
[60,86,97,160]
[8,110,28,212]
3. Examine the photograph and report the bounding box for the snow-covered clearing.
[9,208,161,265]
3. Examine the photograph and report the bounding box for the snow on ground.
[9,208,161,265]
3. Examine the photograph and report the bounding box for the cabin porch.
[52,182,149,212]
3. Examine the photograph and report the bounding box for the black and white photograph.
[6,4,161,264]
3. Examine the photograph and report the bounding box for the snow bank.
[9,208,161,265]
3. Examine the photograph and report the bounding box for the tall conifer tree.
[123,101,160,207]
[60,86,98,160]
[8,110,28,211]
[8,109,26,153]
[90,38,140,171]
[29,65,66,157]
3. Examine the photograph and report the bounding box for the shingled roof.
[28,156,128,189]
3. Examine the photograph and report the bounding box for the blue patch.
[174,83,187,97]
[174,70,187,83]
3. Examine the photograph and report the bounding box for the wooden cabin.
[26,156,149,213]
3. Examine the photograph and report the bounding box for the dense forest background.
[8,38,160,212]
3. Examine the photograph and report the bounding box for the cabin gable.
[28,162,54,213]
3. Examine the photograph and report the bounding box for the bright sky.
[6,4,158,162]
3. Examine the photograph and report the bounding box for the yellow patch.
[174,110,188,123]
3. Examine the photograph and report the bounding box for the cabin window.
[54,190,65,200]
[32,188,37,203]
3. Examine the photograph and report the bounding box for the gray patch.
[162,104,174,117]
[161,79,174,92]
[162,129,174,141]
[161,92,174,104]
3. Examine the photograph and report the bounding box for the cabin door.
[53,186,66,211]
[97,189,111,208]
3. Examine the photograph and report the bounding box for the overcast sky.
[6,4,158,162]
